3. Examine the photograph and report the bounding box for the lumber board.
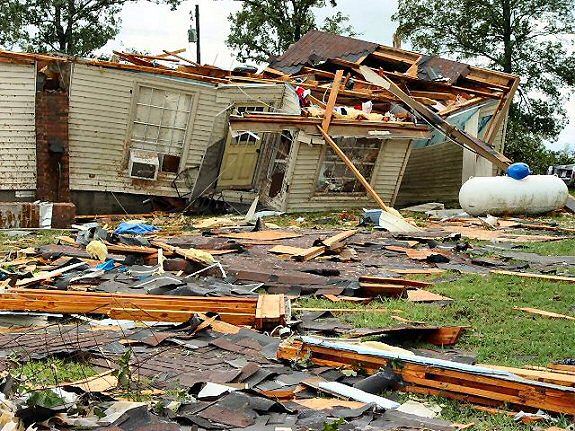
[292,246,326,262]
[478,364,575,387]
[16,262,88,287]
[513,306,575,321]
[357,282,407,298]
[255,294,286,327]
[0,289,287,328]
[268,245,309,255]
[359,276,431,288]
[484,76,520,145]
[321,230,358,248]
[109,308,255,326]
[407,289,453,302]
[492,270,575,283]
[321,69,345,132]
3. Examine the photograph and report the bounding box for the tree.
[392,0,575,172]
[226,0,357,63]
[0,0,181,57]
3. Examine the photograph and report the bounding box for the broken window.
[268,131,293,198]
[232,106,265,146]
[316,137,380,194]
[130,86,193,173]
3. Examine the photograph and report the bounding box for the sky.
[102,0,574,151]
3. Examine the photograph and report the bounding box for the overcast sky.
[102,0,573,151]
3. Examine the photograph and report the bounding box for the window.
[316,137,380,194]
[268,131,293,198]
[130,86,193,173]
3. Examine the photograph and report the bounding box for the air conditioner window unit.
[129,149,159,180]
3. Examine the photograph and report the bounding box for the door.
[218,106,265,189]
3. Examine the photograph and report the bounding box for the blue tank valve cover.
[507,162,531,180]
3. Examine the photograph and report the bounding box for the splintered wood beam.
[484,76,520,146]
[321,69,344,132]
[277,338,575,414]
[316,125,404,219]
[358,65,512,170]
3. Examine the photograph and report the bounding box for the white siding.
[68,65,292,198]
[284,136,412,212]
[0,62,36,191]
[68,64,218,196]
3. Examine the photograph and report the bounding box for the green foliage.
[114,348,133,389]
[0,0,182,56]
[26,389,66,408]
[226,0,356,63]
[15,357,97,389]
[322,418,345,431]
[392,0,575,170]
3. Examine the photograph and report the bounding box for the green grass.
[521,238,575,256]
[14,357,97,390]
[0,230,67,254]
[297,272,575,366]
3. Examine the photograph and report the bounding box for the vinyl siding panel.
[395,141,464,206]
[0,62,36,191]
[285,137,411,212]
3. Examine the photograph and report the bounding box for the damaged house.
[0,31,518,216]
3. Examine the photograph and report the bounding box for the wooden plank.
[255,294,286,328]
[321,69,345,132]
[109,308,255,326]
[268,245,309,255]
[278,339,575,414]
[292,246,327,262]
[407,289,453,302]
[16,262,88,287]
[321,230,358,249]
[484,76,520,145]
[292,307,401,314]
[513,306,575,321]
[492,270,575,283]
[359,275,432,288]
[478,364,575,387]
[358,282,407,298]
[0,289,287,327]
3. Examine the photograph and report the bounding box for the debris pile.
[0,210,572,429]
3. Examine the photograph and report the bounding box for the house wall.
[67,65,291,204]
[283,134,412,212]
[394,141,464,207]
[396,104,509,207]
[0,61,37,197]
[68,63,215,198]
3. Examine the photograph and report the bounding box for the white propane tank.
[459,175,569,216]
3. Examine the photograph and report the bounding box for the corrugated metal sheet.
[0,62,36,191]
[269,30,379,74]
[284,136,411,212]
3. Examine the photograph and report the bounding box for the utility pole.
[195,4,201,64]
[188,5,201,64]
